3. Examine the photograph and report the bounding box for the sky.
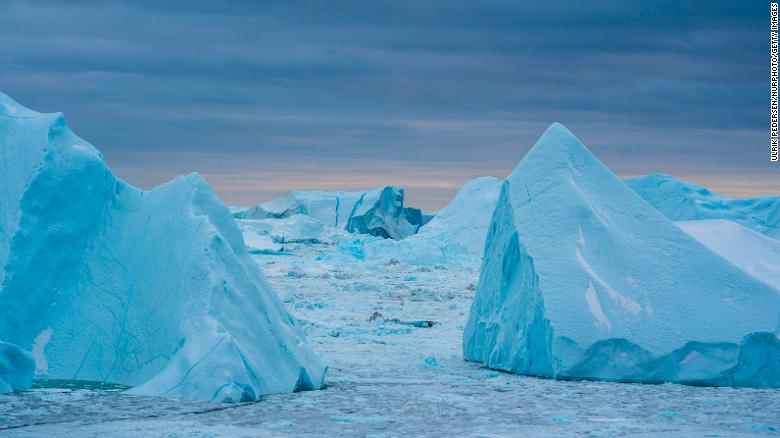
[1,0,777,209]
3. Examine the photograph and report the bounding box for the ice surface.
[236,213,349,255]
[464,123,780,387]
[0,341,34,393]
[0,92,325,401]
[626,173,780,239]
[357,177,502,266]
[234,187,429,240]
[3,236,778,436]
[677,219,780,291]
[410,176,502,256]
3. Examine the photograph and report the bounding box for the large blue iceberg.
[0,92,325,401]
[463,123,780,388]
[234,187,430,240]
[625,173,780,239]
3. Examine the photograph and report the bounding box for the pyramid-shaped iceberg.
[463,123,780,387]
[0,92,326,401]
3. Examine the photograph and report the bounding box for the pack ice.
[464,123,780,388]
[234,186,430,240]
[625,173,780,239]
[0,92,325,401]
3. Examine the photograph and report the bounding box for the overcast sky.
[1,0,776,209]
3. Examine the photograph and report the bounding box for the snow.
[626,173,780,239]
[0,91,325,402]
[677,219,780,291]
[31,329,53,375]
[464,123,780,387]
[0,341,34,394]
[234,187,429,240]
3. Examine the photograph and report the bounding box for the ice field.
[2,238,779,437]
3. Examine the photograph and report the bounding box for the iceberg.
[238,213,346,254]
[0,341,34,393]
[676,219,780,291]
[414,177,502,257]
[464,123,780,388]
[625,174,780,239]
[372,177,501,265]
[0,92,325,401]
[234,187,430,240]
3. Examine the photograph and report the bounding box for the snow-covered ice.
[677,219,780,291]
[626,173,780,239]
[464,123,780,388]
[0,92,325,402]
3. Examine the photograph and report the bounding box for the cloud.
[0,0,772,209]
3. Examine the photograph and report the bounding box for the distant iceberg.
[234,187,430,240]
[464,123,780,388]
[0,92,325,402]
[626,174,780,239]
[676,219,780,291]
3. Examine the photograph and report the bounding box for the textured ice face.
[0,92,326,402]
[464,123,780,388]
[625,173,780,239]
[0,341,34,393]
[677,219,780,291]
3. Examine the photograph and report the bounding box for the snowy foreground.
[2,239,779,437]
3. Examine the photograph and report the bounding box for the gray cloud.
[0,0,774,208]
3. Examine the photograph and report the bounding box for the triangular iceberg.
[464,123,780,387]
[0,92,326,401]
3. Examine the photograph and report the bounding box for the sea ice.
[0,92,325,402]
[464,123,780,388]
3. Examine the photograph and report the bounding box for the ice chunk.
[237,213,346,254]
[464,123,780,388]
[625,174,780,239]
[677,219,780,291]
[235,187,429,240]
[0,92,325,401]
[361,177,501,266]
[346,187,428,240]
[0,341,34,393]
[415,177,502,256]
